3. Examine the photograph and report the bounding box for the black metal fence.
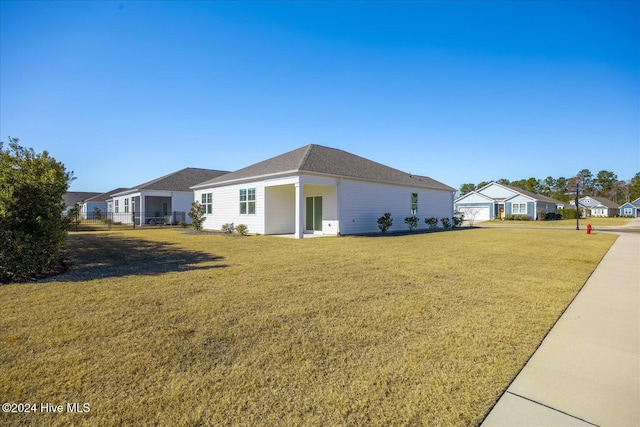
[65,211,186,230]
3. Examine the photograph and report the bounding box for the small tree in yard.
[462,207,482,227]
[1,138,73,283]
[188,201,206,231]
[68,202,81,225]
[377,212,393,233]
[404,215,418,231]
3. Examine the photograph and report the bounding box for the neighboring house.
[62,191,100,216]
[111,168,229,225]
[80,188,129,219]
[455,182,558,221]
[191,144,455,238]
[571,196,620,217]
[619,197,640,218]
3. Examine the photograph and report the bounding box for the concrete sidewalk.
[481,230,640,426]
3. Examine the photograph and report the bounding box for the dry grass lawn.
[0,227,616,426]
[480,217,629,228]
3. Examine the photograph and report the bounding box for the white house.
[455,182,559,221]
[191,144,455,238]
[111,168,228,225]
[80,188,128,219]
[571,196,620,217]
[62,191,100,216]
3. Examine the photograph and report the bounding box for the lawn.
[478,217,630,228]
[0,228,616,426]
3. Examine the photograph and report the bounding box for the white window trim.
[201,193,212,215]
[411,193,418,216]
[512,202,527,215]
[239,188,256,215]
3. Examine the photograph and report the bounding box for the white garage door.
[458,206,490,222]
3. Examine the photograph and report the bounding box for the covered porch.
[132,193,184,226]
[264,177,339,238]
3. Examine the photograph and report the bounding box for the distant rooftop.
[62,191,101,207]
[114,168,230,196]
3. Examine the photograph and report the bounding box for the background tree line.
[459,169,640,204]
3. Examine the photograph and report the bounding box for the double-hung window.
[411,193,418,215]
[124,198,129,213]
[512,203,527,215]
[240,188,256,214]
[115,200,119,213]
[201,193,212,214]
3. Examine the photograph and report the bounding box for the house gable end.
[506,193,535,203]
[455,191,493,204]
[476,182,518,200]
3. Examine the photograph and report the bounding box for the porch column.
[140,196,146,226]
[294,182,304,239]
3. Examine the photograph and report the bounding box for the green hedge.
[1,139,72,282]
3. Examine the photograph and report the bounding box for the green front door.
[305,196,323,231]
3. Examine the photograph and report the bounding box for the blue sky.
[1,1,638,192]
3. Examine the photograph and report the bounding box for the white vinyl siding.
[195,183,265,234]
[338,179,453,235]
[264,185,296,234]
[195,175,453,236]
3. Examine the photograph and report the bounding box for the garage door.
[458,206,490,222]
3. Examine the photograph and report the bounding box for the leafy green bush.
[377,213,393,233]
[504,215,531,221]
[1,138,73,282]
[235,224,249,236]
[188,201,206,231]
[559,208,581,219]
[425,217,438,230]
[453,215,464,227]
[542,212,562,221]
[440,217,451,229]
[404,215,418,231]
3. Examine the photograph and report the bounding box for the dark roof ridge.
[297,144,315,171]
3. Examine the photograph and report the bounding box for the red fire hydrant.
[587,224,592,235]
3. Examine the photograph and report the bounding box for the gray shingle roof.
[582,196,620,209]
[501,183,560,204]
[62,192,101,207]
[115,168,229,195]
[85,188,129,202]
[193,144,454,192]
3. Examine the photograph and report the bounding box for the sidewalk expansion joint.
[505,391,599,426]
